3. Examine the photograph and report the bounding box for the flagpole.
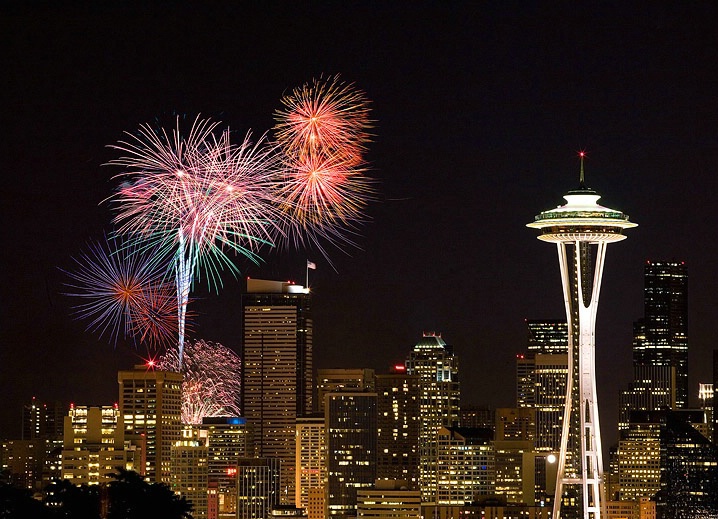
[306,261,309,288]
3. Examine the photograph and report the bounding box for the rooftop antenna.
[579,151,586,188]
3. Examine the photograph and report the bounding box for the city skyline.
[2,2,718,450]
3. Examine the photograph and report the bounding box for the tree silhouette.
[107,469,193,519]
[44,480,100,519]
[0,480,50,519]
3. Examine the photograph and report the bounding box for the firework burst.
[274,76,375,253]
[63,236,174,346]
[274,75,372,159]
[108,117,283,362]
[157,340,242,425]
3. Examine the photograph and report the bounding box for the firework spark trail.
[273,76,375,254]
[63,236,172,346]
[108,117,284,364]
[158,340,242,425]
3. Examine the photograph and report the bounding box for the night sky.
[3,3,718,448]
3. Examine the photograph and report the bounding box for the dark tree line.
[0,469,193,519]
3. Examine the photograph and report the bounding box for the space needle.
[527,153,636,519]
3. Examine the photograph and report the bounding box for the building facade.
[118,365,183,483]
[405,333,460,503]
[375,370,420,488]
[326,392,378,517]
[242,278,313,502]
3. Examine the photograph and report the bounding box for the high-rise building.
[436,426,494,504]
[357,480,421,519]
[242,278,312,502]
[0,439,45,490]
[317,368,375,413]
[326,392,378,517]
[459,405,494,430]
[171,427,209,519]
[655,411,718,518]
[526,320,569,355]
[295,415,326,512]
[618,366,675,431]
[405,332,460,503]
[698,384,715,444]
[617,413,662,502]
[634,261,688,408]
[375,368,420,488]
[527,158,636,519]
[19,398,65,490]
[237,457,282,519]
[22,398,65,441]
[516,320,568,453]
[494,408,535,504]
[118,365,183,483]
[61,405,129,486]
[201,417,253,519]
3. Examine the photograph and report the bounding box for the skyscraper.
[375,368,420,487]
[171,427,209,519]
[516,320,568,453]
[436,426,494,504]
[404,332,460,503]
[242,278,313,503]
[317,368,375,413]
[61,404,127,485]
[633,261,688,408]
[237,457,282,519]
[295,415,326,513]
[326,392,378,517]
[201,417,254,518]
[527,158,636,519]
[118,365,183,483]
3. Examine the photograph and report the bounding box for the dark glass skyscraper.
[634,261,688,408]
[242,278,313,503]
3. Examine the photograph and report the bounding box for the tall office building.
[436,426,494,504]
[375,368,420,488]
[22,398,65,441]
[295,415,326,512]
[19,398,65,489]
[494,408,535,504]
[171,427,209,519]
[526,320,569,355]
[618,365,675,431]
[118,365,183,483]
[617,413,662,502]
[357,480,421,519]
[698,383,715,443]
[201,417,254,518]
[634,262,688,408]
[237,457,282,519]
[317,368,375,413]
[242,278,312,503]
[516,320,568,453]
[405,332,460,503]
[655,411,718,518]
[61,404,129,486]
[527,159,636,519]
[326,392,378,517]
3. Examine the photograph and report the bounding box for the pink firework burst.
[63,236,173,346]
[274,75,372,159]
[273,77,375,253]
[108,117,284,363]
[158,340,242,425]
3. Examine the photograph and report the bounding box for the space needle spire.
[527,154,636,519]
